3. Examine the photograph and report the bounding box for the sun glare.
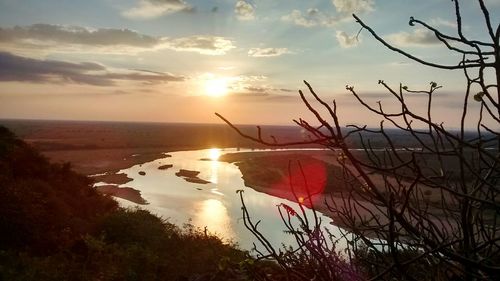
[205,78,228,97]
[208,148,221,161]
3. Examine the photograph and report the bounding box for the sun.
[205,78,228,97]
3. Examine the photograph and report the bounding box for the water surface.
[114,148,345,252]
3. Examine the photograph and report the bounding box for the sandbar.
[96,185,148,205]
[91,172,133,185]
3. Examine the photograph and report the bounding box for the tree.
[217,1,499,280]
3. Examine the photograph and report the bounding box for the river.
[105,148,346,252]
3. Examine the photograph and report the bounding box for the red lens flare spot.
[271,157,327,204]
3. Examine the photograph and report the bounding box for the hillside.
[0,126,274,281]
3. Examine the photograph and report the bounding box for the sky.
[0,0,498,128]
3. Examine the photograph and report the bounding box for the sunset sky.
[0,0,498,127]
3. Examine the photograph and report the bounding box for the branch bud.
[473,92,484,102]
[409,16,415,26]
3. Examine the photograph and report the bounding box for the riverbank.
[218,150,459,239]
[218,150,383,228]
[43,148,170,176]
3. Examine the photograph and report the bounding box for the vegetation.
[0,125,279,281]
[218,0,499,280]
[0,126,118,254]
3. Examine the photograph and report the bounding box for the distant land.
[1,119,496,176]
[0,119,311,175]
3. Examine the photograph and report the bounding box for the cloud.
[235,1,255,21]
[388,61,413,67]
[226,91,297,103]
[230,81,296,100]
[235,86,298,102]
[430,18,457,28]
[168,35,235,55]
[248,47,291,57]
[244,86,268,93]
[122,0,191,20]
[0,24,235,55]
[235,74,267,82]
[195,73,297,102]
[331,0,374,16]
[282,1,374,28]
[281,9,340,27]
[0,51,185,86]
[387,28,441,47]
[0,24,161,53]
[336,31,360,48]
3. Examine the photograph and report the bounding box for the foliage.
[0,126,118,254]
[0,208,259,281]
[237,188,364,281]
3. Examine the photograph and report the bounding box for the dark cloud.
[0,24,160,47]
[0,51,184,86]
[131,68,170,75]
[103,71,184,84]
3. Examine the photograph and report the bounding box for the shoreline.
[218,150,459,240]
[42,146,201,176]
[43,147,379,229]
[42,146,436,239]
[79,147,371,238]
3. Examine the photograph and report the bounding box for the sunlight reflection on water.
[208,148,221,160]
[209,161,219,184]
[115,148,347,252]
[193,198,235,240]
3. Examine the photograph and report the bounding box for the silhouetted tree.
[218,1,499,280]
